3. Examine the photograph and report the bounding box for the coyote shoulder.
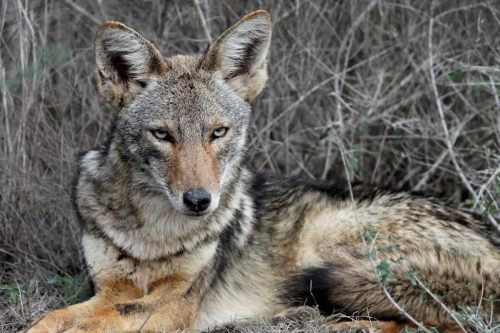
[23,10,499,333]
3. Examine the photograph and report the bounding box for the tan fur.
[167,142,220,196]
[295,200,500,324]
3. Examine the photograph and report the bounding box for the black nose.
[183,189,211,213]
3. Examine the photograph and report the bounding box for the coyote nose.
[183,189,211,213]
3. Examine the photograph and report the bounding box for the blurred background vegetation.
[1,0,499,331]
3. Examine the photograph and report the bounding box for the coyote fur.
[23,10,500,333]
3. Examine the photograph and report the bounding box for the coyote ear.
[95,21,166,108]
[201,10,272,102]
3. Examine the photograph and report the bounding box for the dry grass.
[1,0,499,332]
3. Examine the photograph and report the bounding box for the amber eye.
[211,127,228,140]
[151,129,173,142]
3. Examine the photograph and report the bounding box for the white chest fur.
[82,233,216,295]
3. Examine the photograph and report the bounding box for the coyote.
[23,10,499,333]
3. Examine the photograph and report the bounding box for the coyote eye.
[151,129,173,142]
[211,127,228,140]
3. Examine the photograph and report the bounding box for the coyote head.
[94,11,271,216]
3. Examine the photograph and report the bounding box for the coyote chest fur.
[24,10,499,333]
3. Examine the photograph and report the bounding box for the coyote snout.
[169,186,218,216]
[160,141,221,216]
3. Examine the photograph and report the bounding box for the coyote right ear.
[95,21,166,108]
[201,10,272,102]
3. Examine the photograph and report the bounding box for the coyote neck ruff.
[24,10,499,333]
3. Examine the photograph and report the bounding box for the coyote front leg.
[61,277,198,333]
[22,278,141,333]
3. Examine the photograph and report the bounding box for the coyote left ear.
[95,21,167,108]
[201,10,272,102]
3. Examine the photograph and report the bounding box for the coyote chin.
[23,10,499,333]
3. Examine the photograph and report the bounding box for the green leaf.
[377,259,392,285]
[448,68,465,82]
[362,227,377,242]
[405,268,419,286]
[464,198,475,206]
[319,126,332,140]
[9,290,18,302]
[472,86,482,99]
[0,284,20,303]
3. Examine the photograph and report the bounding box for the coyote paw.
[327,320,407,333]
[327,321,377,333]
[62,317,120,333]
[19,311,73,333]
[329,327,372,333]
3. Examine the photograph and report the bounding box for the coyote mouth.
[183,211,211,217]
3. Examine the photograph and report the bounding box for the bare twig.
[192,0,212,43]
[61,0,100,25]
